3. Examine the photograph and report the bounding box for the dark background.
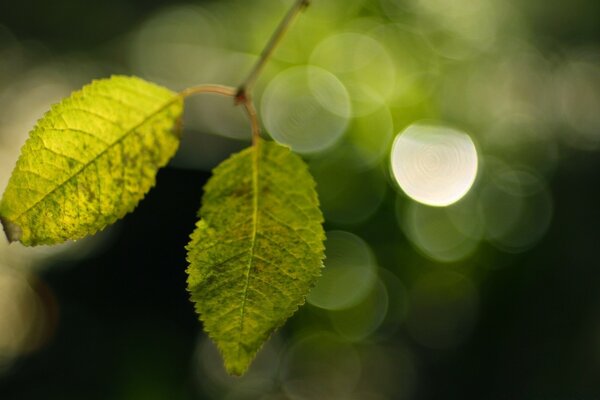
[1,0,600,399]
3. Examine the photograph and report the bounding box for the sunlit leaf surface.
[0,76,183,245]
[186,139,325,375]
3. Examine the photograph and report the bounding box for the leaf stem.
[180,0,310,146]
[179,84,262,145]
[242,101,261,146]
[238,0,310,95]
[179,84,237,98]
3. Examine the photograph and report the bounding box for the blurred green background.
[1,0,600,398]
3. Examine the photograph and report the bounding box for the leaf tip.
[224,357,250,377]
[217,342,255,376]
[0,216,22,243]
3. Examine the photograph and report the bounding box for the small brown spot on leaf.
[0,216,22,243]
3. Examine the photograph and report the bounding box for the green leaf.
[0,75,183,245]
[186,139,325,375]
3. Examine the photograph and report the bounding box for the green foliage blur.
[1,0,600,398]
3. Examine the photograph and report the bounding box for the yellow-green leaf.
[0,75,183,245]
[186,139,325,375]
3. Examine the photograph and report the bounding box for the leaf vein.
[237,145,260,357]
[11,97,180,220]
[44,127,110,145]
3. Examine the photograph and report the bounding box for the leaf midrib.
[11,95,181,222]
[237,141,261,356]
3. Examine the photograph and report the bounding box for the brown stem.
[179,84,237,98]
[180,0,310,145]
[242,99,260,146]
[179,84,261,145]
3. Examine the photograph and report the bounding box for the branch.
[180,0,311,146]
[238,0,311,95]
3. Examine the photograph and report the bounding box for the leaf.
[0,75,183,245]
[186,139,325,375]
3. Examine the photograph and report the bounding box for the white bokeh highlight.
[391,124,478,207]
[261,66,351,154]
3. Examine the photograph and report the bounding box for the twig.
[237,0,311,95]
[180,0,311,145]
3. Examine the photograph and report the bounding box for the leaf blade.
[0,75,183,245]
[186,139,325,375]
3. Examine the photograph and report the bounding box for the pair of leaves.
[0,76,325,375]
